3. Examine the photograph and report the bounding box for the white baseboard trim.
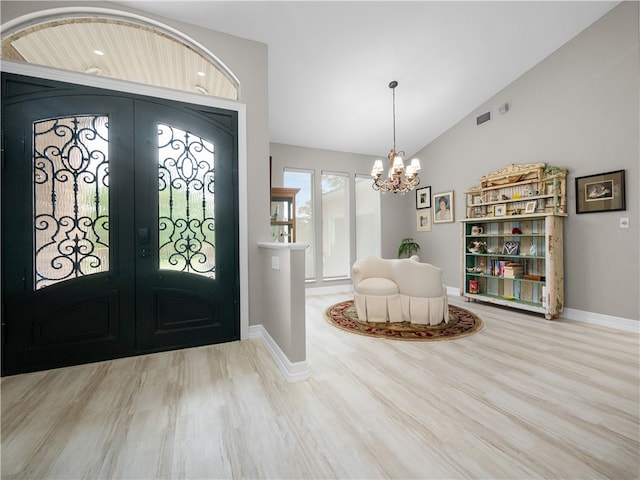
[447,286,461,297]
[305,284,353,296]
[446,286,638,332]
[562,308,639,333]
[248,325,309,382]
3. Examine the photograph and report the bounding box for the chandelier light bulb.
[371,160,384,177]
[392,155,404,171]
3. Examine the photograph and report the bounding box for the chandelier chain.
[392,83,396,152]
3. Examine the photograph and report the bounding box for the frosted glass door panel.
[157,123,216,279]
[33,115,109,289]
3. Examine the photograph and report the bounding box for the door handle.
[138,227,149,244]
[140,248,148,258]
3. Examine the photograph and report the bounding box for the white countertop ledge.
[258,242,309,251]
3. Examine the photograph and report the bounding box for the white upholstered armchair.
[352,256,448,325]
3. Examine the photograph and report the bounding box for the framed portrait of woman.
[433,191,454,224]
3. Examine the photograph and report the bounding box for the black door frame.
[1,69,246,375]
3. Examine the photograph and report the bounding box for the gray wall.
[412,1,639,320]
[1,1,271,327]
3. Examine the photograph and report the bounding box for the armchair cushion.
[355,277,399,296]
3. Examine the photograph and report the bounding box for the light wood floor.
[2,294,639,479]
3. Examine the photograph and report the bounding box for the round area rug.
[325,300,483,341]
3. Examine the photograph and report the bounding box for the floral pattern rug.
[325,300,484,341]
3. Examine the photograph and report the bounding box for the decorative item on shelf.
[544,166,567,177]
[371,81,421,194]
[473,206,487,218]
[471,225,484,235]
[467,240,487,254]
[503,241,520,255]
[468,280,479,294]
[512,227,522,234]
[524,201,537,214]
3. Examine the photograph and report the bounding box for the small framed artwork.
[524,201,537,214]
[473,206,486,218]
[433,191,454,224]
[575,170,626,214]
[416,209,432,231]
[494,204,506,217]
[416,186,431,209]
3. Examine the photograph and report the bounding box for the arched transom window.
[1,16,239,100]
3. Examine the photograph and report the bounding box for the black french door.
[1,74,239,375]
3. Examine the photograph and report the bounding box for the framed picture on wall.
[417,209,432,231]
[416,186,431,209]
[575,170,626,214]
[432,191,454,223]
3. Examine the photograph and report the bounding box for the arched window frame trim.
[0,6,241,100]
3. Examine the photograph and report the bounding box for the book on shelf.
[504,262,524,278]
[490,260,508,276]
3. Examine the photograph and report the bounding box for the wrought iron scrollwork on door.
[157,123,216,279]
[33,116,110,290]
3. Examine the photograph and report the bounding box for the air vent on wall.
[476,111,491,126]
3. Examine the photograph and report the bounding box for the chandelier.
[371,81,421,193]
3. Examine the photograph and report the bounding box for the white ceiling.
[115,1,619,158]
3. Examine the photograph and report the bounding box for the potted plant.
[397,237,420,258]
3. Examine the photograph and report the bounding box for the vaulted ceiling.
[32,1,624,158]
